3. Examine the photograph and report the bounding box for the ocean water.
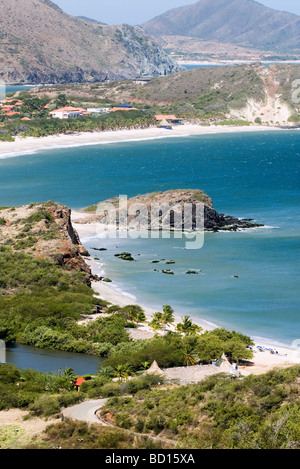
[5,85,36,94]
[0,130,299,346]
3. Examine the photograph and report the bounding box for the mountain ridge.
[0,0,181,85]
[142,0,300,52]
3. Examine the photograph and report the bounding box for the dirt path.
[0,409,57,448]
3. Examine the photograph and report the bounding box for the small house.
[145,361,165,377]
[50,106,89,119]
[133,77,152,85]
[155,114,177,122]
[74,377,86,391]
[158,119,173,129]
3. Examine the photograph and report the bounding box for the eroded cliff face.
[0,202,92,282]
[114,25,182,78]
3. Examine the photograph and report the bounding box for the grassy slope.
[101,366,300,449]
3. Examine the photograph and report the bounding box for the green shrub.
[24,209,54,225]
[288,113,300,123]
[99,382,123,397]
[29,395,60,417]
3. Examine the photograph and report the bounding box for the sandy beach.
[179,60,300,66]
[0,124,283,159]
[0,122,297,376]
[73,218,299,376]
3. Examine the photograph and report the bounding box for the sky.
[54,0,300,25]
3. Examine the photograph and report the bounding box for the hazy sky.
[54,0,300,25]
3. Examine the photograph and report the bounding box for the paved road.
[62,399,108,424]
[62,398,176,446]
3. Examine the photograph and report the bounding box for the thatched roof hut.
[158,119,172,128]
[145,361,165,376]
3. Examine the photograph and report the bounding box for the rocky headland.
[0,202,93,283]
[76,189,264,232]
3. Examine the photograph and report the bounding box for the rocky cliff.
[0,202,93,282]
[0,0,181,85]
[77,189,263,232]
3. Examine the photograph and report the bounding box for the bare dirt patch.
[0,409,58,448]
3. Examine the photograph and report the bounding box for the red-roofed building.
[74,377,86,391]
[155,114,177,121]
[1,105,14,112]
[50,106,89,119]
[109,107,138,112]
[4,111,21,116]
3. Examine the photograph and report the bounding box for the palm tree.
[115,365,125,381]
[140,361,150,371]
[63,367,77,386]
[136,311,146,323]
[149,312,163,331]
[161,305,175,331]
[98,366,115,379]
[177,316,202,336]
[183,348,199,367]
[114,364,134,381]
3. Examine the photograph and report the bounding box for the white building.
[87,108,110,114]
[50,106,89,119]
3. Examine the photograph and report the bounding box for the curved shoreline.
[0,124,285,159]
[72,219,299,375]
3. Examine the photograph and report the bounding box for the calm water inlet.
[6,344,101,375]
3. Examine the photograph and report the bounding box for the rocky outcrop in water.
[78,189,264,232]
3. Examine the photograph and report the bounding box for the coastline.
[179,60,300,66]
[73,218,299,376]
[0,124,284,159]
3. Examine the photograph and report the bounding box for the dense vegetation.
[0,105,155,142]
[101,366,300,449]
[0,363,162,415]
[104,328,254,371]
[0,246,99,352]
[1,362,299,449]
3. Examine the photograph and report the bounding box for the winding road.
[62,399,109,425]
[61,398,176,446]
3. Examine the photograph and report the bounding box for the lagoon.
[6,344,101,375]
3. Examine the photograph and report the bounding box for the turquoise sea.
[5,85,36,94]
[0,130,299,346]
